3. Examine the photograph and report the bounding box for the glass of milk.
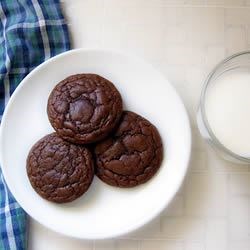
[197,51,250,164]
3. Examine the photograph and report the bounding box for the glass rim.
[199,50,250,163]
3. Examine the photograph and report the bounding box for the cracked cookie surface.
[94,111,163,188]
[47,74,123,144]
[27,133,94,203]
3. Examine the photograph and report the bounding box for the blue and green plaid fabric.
[0,0,70,249]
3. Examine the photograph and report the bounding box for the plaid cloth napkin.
[0,0,70,249]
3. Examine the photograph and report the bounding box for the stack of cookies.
[27,74,163,203]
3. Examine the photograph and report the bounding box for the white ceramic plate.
[0,49,191,239]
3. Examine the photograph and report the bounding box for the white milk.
[205,70,250,157]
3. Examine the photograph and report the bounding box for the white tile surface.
[29,1,250,250]
[163,195,184,216]
[116,240,138,250]
[229,197,250,240]
[189,151,207,172]
[207,0,246,6]
[229,173,250,195]
[225,8,250,25]
[127,218,161,239]
[185,173,228,217]
[229,240,250,250]
[161,217,205,240]
[225,26,247,55]
[95,240,116,250]
[28,220,93,250]
[140,240,183,250]
[185,243,205,250]
[205,219,227,250]
[204,46,225,70]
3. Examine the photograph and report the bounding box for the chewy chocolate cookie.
[94,111,163,188]
[27,133,94,203]
[47,74,123,144]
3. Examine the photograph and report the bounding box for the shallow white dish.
[0,49,191,239]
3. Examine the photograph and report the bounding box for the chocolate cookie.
[94,111,163,188]
[27,133,94,203]
[47,74,123,144]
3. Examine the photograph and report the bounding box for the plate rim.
[0,48,192,239]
